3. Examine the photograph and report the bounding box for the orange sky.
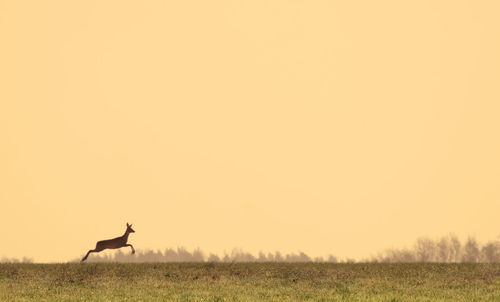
[1,0,499,262]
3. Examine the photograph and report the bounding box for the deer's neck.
[122,231,130,242]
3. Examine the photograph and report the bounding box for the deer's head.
[126,223,135,233]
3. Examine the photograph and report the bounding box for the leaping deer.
[81,223,136,262]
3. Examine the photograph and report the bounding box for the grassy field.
[1,263,500,301]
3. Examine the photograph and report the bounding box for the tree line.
[371,234,500,263]
[73,234,500,263]
[72,247,339,263]
[2,234,499,263]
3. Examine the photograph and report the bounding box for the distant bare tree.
[222,254,231,262]
[386,248,416,263]
[230,249,255,262]
[1,257,33,263]
[164,248,178,262]
[192,248,204,262]
[481,241,500,263]
[274,251,283,262]
[177,247,193,261]
[328,255,338,263]
[415,237,437,262]
[449,234,462,262]
[462,237,480,263]
[207,253,220,262]
[258,252,267,262]
[266,253,275,262]
[437,236,451,262]
[298,252,312,262]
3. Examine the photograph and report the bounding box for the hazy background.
[1,1,499,263]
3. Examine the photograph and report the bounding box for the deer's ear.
[126,223,129,227]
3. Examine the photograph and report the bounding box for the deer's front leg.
[126,244,135,254]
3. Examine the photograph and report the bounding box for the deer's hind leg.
[81,249,95,262]
[81,245,105,262]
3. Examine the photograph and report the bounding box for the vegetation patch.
[1,263,500,301]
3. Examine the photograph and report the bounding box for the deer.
[81,223,136,262]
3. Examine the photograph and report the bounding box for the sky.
[1,0,499,263]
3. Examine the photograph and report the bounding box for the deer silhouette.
[81,223,135,262]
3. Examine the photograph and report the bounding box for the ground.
[1,263,500,301]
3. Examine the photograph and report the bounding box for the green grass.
[1,263,500,301]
